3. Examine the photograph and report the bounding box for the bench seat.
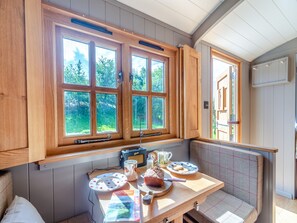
[188,190,258,223]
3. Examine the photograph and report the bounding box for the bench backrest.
[0,171,13,219]
[190,140,263,214]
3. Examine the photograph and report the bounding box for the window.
[51,24,175,149]
[56,28,122,145]
[131,49,169,136]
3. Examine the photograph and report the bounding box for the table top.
[89,167,224,223]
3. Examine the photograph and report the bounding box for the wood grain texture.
[25,0,46,162]
[0,0,27,151]
[0,149,29,170]
[89,167,224,223]
[183,45,201,139]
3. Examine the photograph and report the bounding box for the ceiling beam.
[192,0,244,47]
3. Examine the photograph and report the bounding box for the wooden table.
[89,168,224,223]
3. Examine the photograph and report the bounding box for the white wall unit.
[252,57,289,87]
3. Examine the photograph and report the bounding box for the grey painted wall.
[8,141,189,223]
[43,0,192,47]
[250,37,297,198]
[195,41,250,143]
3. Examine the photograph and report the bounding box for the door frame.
[210,49,242,142]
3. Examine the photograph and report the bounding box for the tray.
[167,161,198,175]
[89,172,127,192]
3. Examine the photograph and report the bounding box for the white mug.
[158,151,172,167]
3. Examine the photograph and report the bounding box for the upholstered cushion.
[190,141,263,215]
[1,196,45,223]
[188,190,258,223]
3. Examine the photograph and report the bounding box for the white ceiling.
[116,0,224,34]
[117,0,297,62]
[203,0,297,61]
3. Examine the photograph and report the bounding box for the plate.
[137,173,173,197]
[167,162,199,175]
[89,173,127,192]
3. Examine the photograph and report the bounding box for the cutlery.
[164,177,186,182]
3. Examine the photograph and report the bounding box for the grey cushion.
[188,190,258,223]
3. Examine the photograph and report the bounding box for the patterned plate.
[89,173,127,192]
[167,162,199,175]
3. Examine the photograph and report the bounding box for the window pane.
[152,60,165,92]
[97,93,117,133]
[132,96,147,130]
[152,97,165,129]
[63,38,89,86]
[64,91,90,136]
[132,55,147,91]
[96,47,117,88]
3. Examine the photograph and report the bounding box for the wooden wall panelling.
[156,24,166,43]
[74,162,92,215]
[108,157,120,167]
[89,0,105,22]
[25,0,45,162]
[240,61,250,143]
[273,85,284,192]
[0,0,27,152]
[105,2,120,27]
[174,32,192,47]
[29,163,54,223]
[71,0,89,15]
[92,158,108,170]
[145,19,156,39]
[283,74,295,196]
[120,9,133,31]
[201,44,211,138]
[165,29,174,46]
[54,166,75,222]
[8,164,29,200]
[48,0,71,8]
[263,87,274,148]
[133,14,145,36]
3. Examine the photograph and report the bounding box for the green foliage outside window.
[63,42,166,136]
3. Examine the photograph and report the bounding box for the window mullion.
[148,57,152,131]
[90,41,97,136]
[122,44,131,140]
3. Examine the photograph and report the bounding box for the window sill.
[38,138,184,168]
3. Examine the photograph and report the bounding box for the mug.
[124,160,138,181]
[157,151,172,167]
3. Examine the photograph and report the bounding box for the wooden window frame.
[43,4,177,155]
[210,49,241,142]
[56,27,123,145]
[130,48,169,137]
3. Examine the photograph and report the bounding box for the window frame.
[56,27,123,145]
[43,5,178,155]
[210,49,241,142]
[130,48,169,137]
